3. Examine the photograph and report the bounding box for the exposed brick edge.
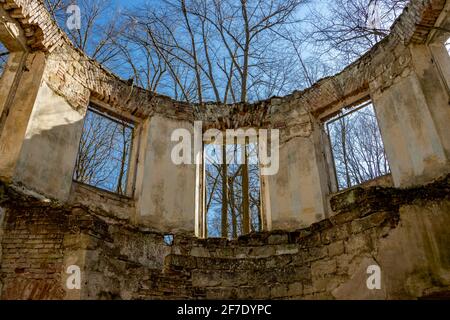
[1,0,447,124]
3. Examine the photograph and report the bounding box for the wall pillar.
[0,52,46,181]
[12,81,85,201]
[371,44,450,187]
[266,124,329,230]
[136,115,196,234]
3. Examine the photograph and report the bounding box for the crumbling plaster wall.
[0,51,46,181]
[1,175,449,300]
[137,114,196,233]
[369,36,450,187]
[0,0,449,234]
[14,81,84,200]
[266,127,329,230]
[0,0,450,300]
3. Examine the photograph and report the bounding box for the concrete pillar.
[0,52,24,118]
[12,81,85,200]
[266,127,329,230]
[371,44,450,187]
[418,43,450,158]
[0,52,46,181]
[136,114,196,233]
[372,45,450,187]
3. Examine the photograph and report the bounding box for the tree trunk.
[181,0,202,103]
[340,117,351,188]
[230,180,237,238]
[240,0,250,103]
[116,125,129,195]
[221,144,228,238]
[242,142,250,234]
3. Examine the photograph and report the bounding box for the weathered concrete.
[0,0,449,300]
[14,82,85,201]
[0,176,449,299]
[0,52,46,181]
[0,0,448,232]
[267,133,328,230]
[137,115,196,233]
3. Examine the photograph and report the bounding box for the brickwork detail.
[1,176,449,299]
[1,0,446,130]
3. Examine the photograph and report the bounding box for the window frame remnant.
[0,43,9,79]
[200,132,264,239]
[324,99,391,191]
[72,102,138,197]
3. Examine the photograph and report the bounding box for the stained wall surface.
[1,176,449,300]
[0,0,449,232]
[0,0,449,300]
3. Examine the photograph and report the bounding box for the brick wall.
[0,204,68,299]
[74,174,450,299]
[2,176,447,299]
[1,0,449,300]
[1,0,446,128]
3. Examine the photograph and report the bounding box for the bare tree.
[121,0,304,236]
[0,43,8,77]
[116,23,168,93]
[327,102,390,190]
[122,0,305,103]
[307,0,408,64]
[74,109,133,195]
[42,0,397,230]
[44,0,124,66]
[205,141,261,238]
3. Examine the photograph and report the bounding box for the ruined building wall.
[0,0,449,299]
[1,176,449,299]
[1,0,449,232]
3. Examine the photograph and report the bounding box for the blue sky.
[68,0,342,100]
[111,0,328,18]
